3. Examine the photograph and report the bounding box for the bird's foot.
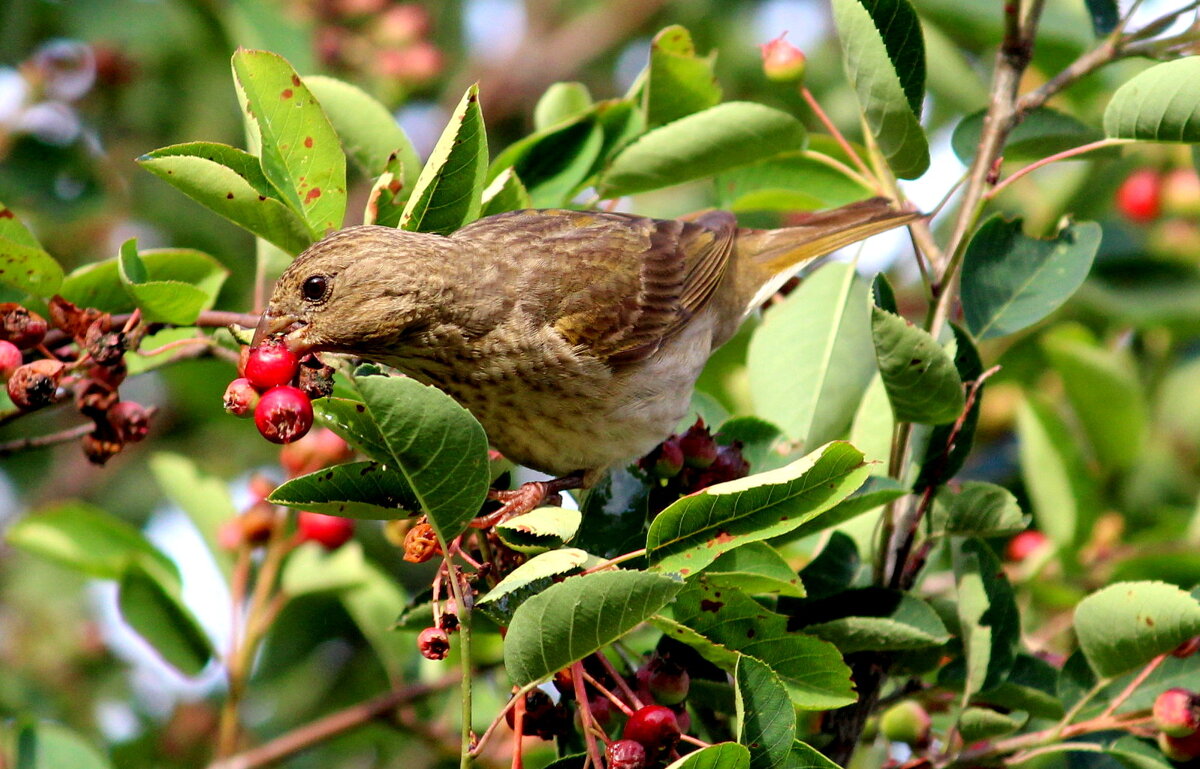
[471,472,585,529]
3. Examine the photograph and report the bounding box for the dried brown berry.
[403,521,443,563]
[0,303,48,349]
[84,317,125,366]
[47,296,103,339]
[417,626,450,660]
[108,401,150,443]
[89,359,127,388]
[81,431,123,465]
[298,357,335,400]
[7,359,65,410]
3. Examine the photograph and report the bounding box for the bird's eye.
[302,275,329,303]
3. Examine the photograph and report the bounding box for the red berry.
[279,428,352,477]
[678,419,718,469]
[108,401,151,443]
[0,340,22,380]
[0,304,48,349]
[297,511,355,550]
[647,657,690,706]
[654,438,685,478]
[7,359,65,410]
[760,33,807,84]
[1005,530,1048,563]
[1117,168,1162,223]
[605,739,647,769]
[417,626,450,660]
[1155,688,1200,737]
[1159,729,1200,762]
[223,378,260,418]
[254,386,313,444]
[244,339,300,391]
[622,705,681,751]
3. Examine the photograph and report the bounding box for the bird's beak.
[252,310,302,349]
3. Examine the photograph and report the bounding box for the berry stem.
[581,669,636,717]
[571,661,605,769]
[1098,652,1167,720]
[468,681,540,758]
[800,87,877,186]
[986,138,1132,199]
[593,651,645,710]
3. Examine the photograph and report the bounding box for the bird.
[253,199,918,511]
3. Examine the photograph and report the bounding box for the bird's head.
[253,225,454,357]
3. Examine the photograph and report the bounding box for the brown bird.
[254,200,917,507]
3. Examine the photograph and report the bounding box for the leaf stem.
[800,87,878,186]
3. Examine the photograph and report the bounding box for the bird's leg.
[471,472,586,528]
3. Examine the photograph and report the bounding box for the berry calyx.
[0,340,23,380]
[1005,530,1048,563]
[417,626,450,660]
[297,511,355,550]
[243,339,300,391]
[254,385,313,444]
[760,33,807,84]
[880,700,932,747]
[223,378,260,418]
[605,739,648,769]
[108,401,151,443]
[1154,688,1200,738]
[1117,168,1162,224]
[622,704,681,751]
[7,359,65,410]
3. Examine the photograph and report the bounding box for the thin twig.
[572,661,605,769]
[470,681,541,758]
[1098,653,1167,719]
[0,423,93,456]
[800,88,878,186]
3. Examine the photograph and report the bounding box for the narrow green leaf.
[644,25,722,127]
[736,655,796,769]
[400,84,488,235]
[149,453,238,581]
[749,262,876,446]
[118,566,214,676]
[954,538,1019,698]
[481,167,533,217]
[1016,394,1099,547]
[281,540,368,596]
[647,442,869,575]
[804,594,950,653]
[774,475,908,544]
[305,74,419,182]
[961,217,1101,340]
[1104,58,1200,143]
[61,247,228,316]
[269,461,421,519]
[15,722,112,769]
[338,560,410,683]
[504,570,682,686]
[957,707,1024,742]
[952,108,1108,165]
[534,81,594,132]
[476,548,593,625]
[705,542,805,598]
[117,239,211,324]
[5,502,180,592]
[137,143,313,254]
[933,482,1029,538]
[1074,581,1200,679]
[599,102,806,196]
[832,0,930,178]
[664,744,750,769]
[231,49,347,235]
[871,307,964,424]
[353,373,490,545]
[495,507,582,553]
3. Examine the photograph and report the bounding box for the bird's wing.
[453,209,736,365]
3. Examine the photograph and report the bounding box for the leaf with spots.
[0,202,63,297]
[871,306,964,424]
[1074,581,1200,679]
[646,442,868,576]
[231,49,347,237]
[1104,58,1200,143]
[736,654,796,769]
[504,570,683,686]
[138,142,313,254]
[304,74,420,182]
[313,397,392,465]
[400,83,489,235]
[268,461,421,519]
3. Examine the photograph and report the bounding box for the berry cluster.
[3,298,153,464]
[224,339,334,444]
[309,1,443,97]
[640,419,750,505]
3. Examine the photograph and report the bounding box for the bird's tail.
[735,197,921,311]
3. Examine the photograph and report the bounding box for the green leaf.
[788,741,841,769]
[1016,394,1099,547]
[705,542,805,598]
[775,476,908,544]
[804,594,950,653]
[137,142,313,254]
[1084,0,1118,35]
[490,119,604,207]
[916,324,984,489]
[353,374,490,545]
[149,453,238,581]
[664,744,751,769]
[1074,581,1200,679]
[118,565,214,676]
[952,108,1107,164]
[504,570,682,686]
[736,655,796,769]
[15,722,112,769]
[5,502,180,591]
[647,442,868,575]
[476,548,593,625]
[715,417,786,473]
[115,239,212,324]
[954,538,1019,698]
[644,25,722,127]
[716,152,874,213]
[0,209,62,297]
[871,307,965,424]
[281,540,368,596]
[534,81,594,132]
[268,461,421,519]
[961,217,1101,340]
[1041,326,1147,470]
[933,482,1029,538]
[338,560,410,683]
[831,0,930,178]
[62,247,227,317]
[599,102,806,197]
[749,262,876,446]
[231,49,347,235]
[1104,58,1200,143]
[363,150,408,227]
[957,707,1024,742]
[400,84,488,235]
[313,396,391,463]
[480,167,533,216]
[1109,736,1176,769]
[495,507,582,554]
[304,74,419,181]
